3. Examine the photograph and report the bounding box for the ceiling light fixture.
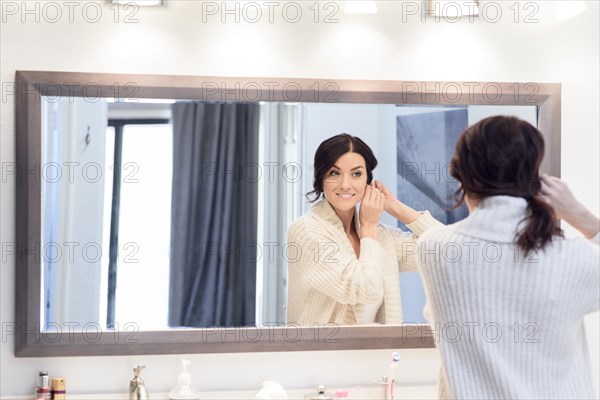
[111,0,164,6]
[556,0,588,21]
[344,0,378,14]
[428,0,479,18]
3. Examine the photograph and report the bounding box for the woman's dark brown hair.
[306,133,378,202]
[450,115,562,253]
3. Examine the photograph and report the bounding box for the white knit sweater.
[416,196,600,399]
[287,198,440,325]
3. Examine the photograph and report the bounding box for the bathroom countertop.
[2,385,438,400]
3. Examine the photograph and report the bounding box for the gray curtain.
[169,102,259,328]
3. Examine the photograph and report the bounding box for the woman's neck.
[465,193,480,212]
[335,208,356,235]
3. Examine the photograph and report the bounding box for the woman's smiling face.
[323,151,368,213]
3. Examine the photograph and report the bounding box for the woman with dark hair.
[286,133,440,326]
[416,116,599,399]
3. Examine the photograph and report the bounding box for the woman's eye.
[353,171,362,177]
[328,170,339,176]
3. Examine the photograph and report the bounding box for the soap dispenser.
[169,359,201,400]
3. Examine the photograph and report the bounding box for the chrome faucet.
[129,365,149,400]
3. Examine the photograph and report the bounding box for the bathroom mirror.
[15,71,560,356]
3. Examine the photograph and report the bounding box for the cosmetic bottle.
[36,371,51,400]
[168,359,200,400]
[51,377,66,400]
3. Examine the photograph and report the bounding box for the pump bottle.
[169,359,201,400]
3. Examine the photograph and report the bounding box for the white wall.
[1,0,598,397]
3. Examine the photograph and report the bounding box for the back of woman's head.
[450,115,562,253]
[306,133,378,202]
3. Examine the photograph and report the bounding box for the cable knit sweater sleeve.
[383,211,443,273]
[287,219,384,306]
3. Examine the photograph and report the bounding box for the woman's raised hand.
[538,174,600,239]
[359,184,385,239]
[373,179,422,225]
[538,174,581,221]
[373,180,396,213]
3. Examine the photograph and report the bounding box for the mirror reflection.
[40,97,537,331]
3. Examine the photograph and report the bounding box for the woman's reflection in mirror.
[286,133,441,326]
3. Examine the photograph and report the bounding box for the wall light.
[344,0,378,14]
[556,0,588,21]
[428,0,479,17]
[111,0,164,5]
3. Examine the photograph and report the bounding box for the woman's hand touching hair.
[538,174,599,239]
[373,180,421,225]
[359,184,384,240]
[372,180,396,213]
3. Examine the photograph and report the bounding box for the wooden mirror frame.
[14,71,561,357]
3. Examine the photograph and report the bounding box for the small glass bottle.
[51,377,66,400]
[35,371,51,400]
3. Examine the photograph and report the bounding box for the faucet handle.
[130,365,149,400]
[133,365,146,379]
[304,385,333,400]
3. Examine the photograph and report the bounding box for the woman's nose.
[340,174,351,189]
